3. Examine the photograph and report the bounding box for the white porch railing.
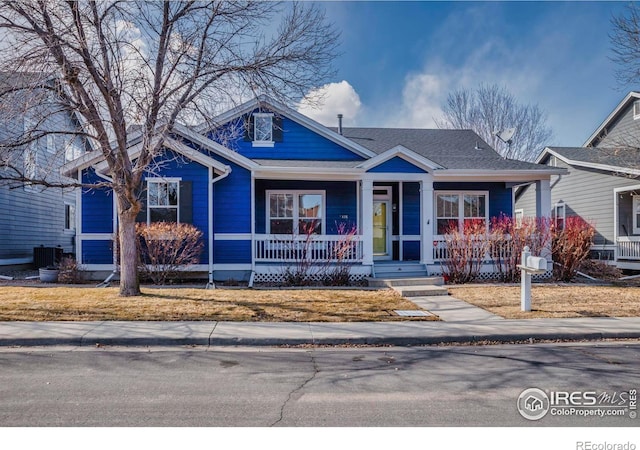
[254,234,363,263]
[432,236,519,262]
[617,237,640,260]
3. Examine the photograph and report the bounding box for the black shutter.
[135,183,147,223]
[179,181,193,224]
[243,115,254,142]
[273,116,283,142]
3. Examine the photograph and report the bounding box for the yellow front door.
[373,201,388,256]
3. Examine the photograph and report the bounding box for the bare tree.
[610,2,640,87]
[436,84,554,161]
[0,1,339,296]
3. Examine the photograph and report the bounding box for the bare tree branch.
[436,83,554,161]
[0,0,340,296]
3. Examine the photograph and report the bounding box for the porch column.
[361,179,374,266]
[536,178,552,262]
[535,178,551,219]
[420,177,434,265]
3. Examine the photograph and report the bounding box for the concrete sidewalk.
[1,295,639,347]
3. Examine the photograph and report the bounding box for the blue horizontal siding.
[214,240,251,264]
[213,160,251,234]
[254,180,358,234]
[367,157,426,173]
[82,239,113,264]
[210,112,364,161]
[81,168,113,234]
[147,150,210,263]
[402,182,421,235]
[433,182,512,218]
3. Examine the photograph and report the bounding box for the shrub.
[57,256,84,284]
[551,216,595,282]
[579,259,622,281]
[321,223,358,286]
[441,220,491,284]
[489,215,551,282]
[136,222,204,285]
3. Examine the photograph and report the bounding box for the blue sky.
[298,1,632,147]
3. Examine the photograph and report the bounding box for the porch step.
[373,262,428,278]
[392,285,449,297]
[366,276,445,288]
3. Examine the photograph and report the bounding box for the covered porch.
[614,185,640,270]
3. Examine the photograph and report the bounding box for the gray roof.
[332,127,551,170]
[548,146,640,170]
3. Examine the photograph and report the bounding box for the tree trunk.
[118,210,141,297]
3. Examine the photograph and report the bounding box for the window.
[46,134,55,154]
[633,195,640,235]
[554,202,566,230]
[64,203,76,230]
[435,191,488,234]
[23,148,37,192]
[268,191,324,235]
[245,113,282,147]
[254,113,273,143]
[634,100,640,120]
[147,179,179,223]
[515,209,524,228]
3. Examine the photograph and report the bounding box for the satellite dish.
[495,128,516,144]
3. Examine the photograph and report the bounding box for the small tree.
[136,222,204,285]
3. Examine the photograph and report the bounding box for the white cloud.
[297,80,362,127]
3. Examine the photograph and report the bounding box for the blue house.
[63,96,562,283]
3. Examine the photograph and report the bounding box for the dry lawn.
[0,286,438,322]
[449,284,640,319]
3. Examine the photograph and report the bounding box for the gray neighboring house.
[516,92,640,271]
[0,73,86,268]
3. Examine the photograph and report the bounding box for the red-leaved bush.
[441,220,492,284]
[489,215,551,282]
[551,216,595,282]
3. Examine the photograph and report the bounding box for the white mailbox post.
[517,246,547,312]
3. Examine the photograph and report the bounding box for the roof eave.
[584,92,640,147]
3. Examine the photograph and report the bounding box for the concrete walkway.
[1,295,639,347]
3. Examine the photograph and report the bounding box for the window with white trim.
[633,195,640,234]
[515,209,524,228]
[147,179,180,223]
[634,100,640,120]
[254,113,273,144]
[435,191,488,234]
[268,191,324,235]
[64,203,76,230]
[554,202,566,230]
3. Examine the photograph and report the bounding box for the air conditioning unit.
[33,246,63,269]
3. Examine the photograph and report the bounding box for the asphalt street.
[1,341,639,427]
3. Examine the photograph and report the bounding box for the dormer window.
[244,112,283,147]
[254,113,273,144]
[634,100,640,120]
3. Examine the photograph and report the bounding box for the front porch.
[614,186,640,270]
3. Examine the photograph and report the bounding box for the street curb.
[3,331,640,347]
